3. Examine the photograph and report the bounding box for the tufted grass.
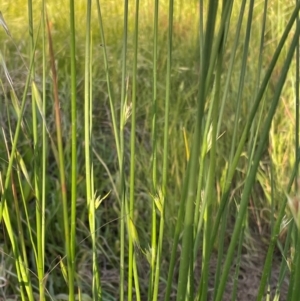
[0,0,299,300]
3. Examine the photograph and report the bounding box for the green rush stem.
[176,0,218,300]
[119,0,128,300]
[69,0,77,297]
[39,1,47,300]
[154,0,175,298]
[28,0,45,300]
[150,0,159,300]
[128,0,140,300]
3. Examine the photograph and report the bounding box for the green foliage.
[0,0,299,300]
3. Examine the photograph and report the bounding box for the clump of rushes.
[0,0,299,301]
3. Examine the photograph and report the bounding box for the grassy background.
[0,0,299,300]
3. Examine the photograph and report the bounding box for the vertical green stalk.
[84,1,101,299]
[150,0,159,300]
[156,1,176,300]
[84,0,92,233]
[119,0,128,300]
[19,0,37,299]
[193,0,233,253]
[176,1,218,300]
[39,1,47,299]
[193,0,233,268]
[69,0,77,297]
[199,28,223,301]
[161,0,173,223]
[128,1,140,300]
[158,3,174,301]
[290,4,300,300]
[28,1,45,300]
[199,0,203,62]
[206,6,233,299]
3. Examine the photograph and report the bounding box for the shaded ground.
[205,252,289,301]
[97,234,290,301]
